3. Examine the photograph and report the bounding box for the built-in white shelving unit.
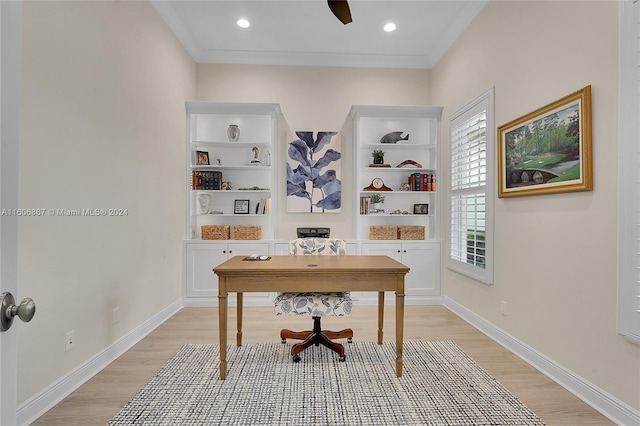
[350,105,443,241]
[348,105,443,305]
[184,102,284,306]
[186,102,281,240]
[183,102,443,306]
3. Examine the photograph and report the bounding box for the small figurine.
[251,146,261,164]
[380,131,409,144]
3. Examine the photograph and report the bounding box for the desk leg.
[218,279,228,380]
[377,291,384,344]
[237,292,243,346]
[395,288,405,378]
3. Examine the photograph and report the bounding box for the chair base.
[280,316,353,362]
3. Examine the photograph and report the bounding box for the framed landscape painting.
[498,85,592,198]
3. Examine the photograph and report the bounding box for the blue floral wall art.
[286,131,341,213]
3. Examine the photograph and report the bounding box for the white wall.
[432,0,639,411]
[196,64,431,238]
[17,1,195,403]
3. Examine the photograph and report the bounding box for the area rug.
[109,341,545,425]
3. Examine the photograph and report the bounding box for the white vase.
[197,193,212,214]
[227,124,240,142]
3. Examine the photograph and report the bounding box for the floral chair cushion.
[275,238,351,317]
[288,238,346,256]
[274,292,352,317]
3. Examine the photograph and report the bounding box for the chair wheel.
[293,354,301,363]
[281,338,286,344]
[339,355,346,362]
[347,337,353,343]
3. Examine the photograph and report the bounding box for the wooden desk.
[213,255,410,380]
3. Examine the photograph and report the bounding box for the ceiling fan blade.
[328,0,352,25]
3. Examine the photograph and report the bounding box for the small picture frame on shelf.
[234,199,250,214]
[413,204,429,214]
[196,150,209,165]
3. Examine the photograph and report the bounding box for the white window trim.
[618,0,640,344]
[446,87,495,284]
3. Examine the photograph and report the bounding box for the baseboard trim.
[17,298,183,426]
[444,296,640,426]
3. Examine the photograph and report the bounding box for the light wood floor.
[33,305,613,425]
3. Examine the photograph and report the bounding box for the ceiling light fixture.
[237,18,250,29]
[383,23,396,32]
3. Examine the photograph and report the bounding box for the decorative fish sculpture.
[380,131,409,144]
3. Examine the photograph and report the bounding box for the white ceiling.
[151,0,488,69]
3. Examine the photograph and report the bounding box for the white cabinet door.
[360,242,402,261]
[401,243,441,300]
[185,243,228,298]
[185,242,270,304]
[360,242,441,305]
[356,243,401,304]
[273,242,290,255]
[227,243,271,305]
[227,242,269,258]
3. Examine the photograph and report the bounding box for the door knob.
[1,292,36,332]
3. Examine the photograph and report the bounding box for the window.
[618,0,640,344]
[447,88,494,284]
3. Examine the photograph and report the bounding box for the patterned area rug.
[109,341,545,425]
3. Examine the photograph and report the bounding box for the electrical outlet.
[501,301,508,316]
[65,330,75,351]
[112,307,119,324]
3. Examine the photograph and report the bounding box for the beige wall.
[197,64,431,238]
[18,1,195,402]
[432,0,639,411]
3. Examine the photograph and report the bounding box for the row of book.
[191,171,222,190]
[409,173,436,191]
[255,198,272,214]
[359,197,383,215]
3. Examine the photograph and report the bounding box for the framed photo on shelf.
[413,204,429,214]
[196,150,210,165]
[498,85,592,198]
[234,199,250,214]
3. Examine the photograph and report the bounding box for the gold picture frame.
[498,85,592,198]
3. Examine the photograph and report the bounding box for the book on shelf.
[360,196,384,214]
[408,173,436,191]
[255,198,271,214]
[359,196,370,214]
[191,171,222,190]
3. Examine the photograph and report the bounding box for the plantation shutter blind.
[449,110,487,268]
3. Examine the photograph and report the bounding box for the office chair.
[274,238,354,362]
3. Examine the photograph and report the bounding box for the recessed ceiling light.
[237,18,250,29]
[383,23,396,32]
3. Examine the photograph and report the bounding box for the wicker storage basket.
[201,225,230,240]
[398,225,425,240]
[369,225,398,240]
[234,225,262,240]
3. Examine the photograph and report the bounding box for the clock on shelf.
[363,177,393,191]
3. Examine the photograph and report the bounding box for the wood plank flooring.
[33,305,613,425]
